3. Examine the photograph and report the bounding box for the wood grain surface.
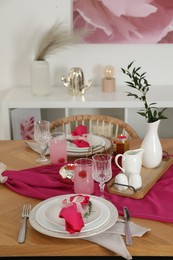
[0,139,173,256]
[107,157,173,199]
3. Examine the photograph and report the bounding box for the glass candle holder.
[115,135,129,155]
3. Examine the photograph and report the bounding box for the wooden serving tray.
[106,157,173,199]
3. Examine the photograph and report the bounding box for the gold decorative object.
[62,67,92,96]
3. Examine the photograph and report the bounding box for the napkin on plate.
[70,125,90,148]
[59,194,91,234]
[71,125,87,136]
[84,218,151,260]
[73,139,90,148]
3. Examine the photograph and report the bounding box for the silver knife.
[123,206,133,246]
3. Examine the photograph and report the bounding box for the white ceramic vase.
[30,60,50,96]
[140,119,162,169]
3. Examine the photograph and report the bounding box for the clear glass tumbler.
[49,132,67,164]
[74,158,94,195]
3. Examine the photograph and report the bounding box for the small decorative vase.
[140,120,162,169]
[30,60,50,96]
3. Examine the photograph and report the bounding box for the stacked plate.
[29,194,118,239]
[25,134,112,157]
[67,134,111,157]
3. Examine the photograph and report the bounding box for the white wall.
[1,0,173,89]
[0,0,72,89]
[0,0,173,138]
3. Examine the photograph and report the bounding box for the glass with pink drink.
[74,158,94,194]
[49,132,67,164]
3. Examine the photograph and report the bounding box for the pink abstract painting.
[20,116,35,140]
[73,0,173,44]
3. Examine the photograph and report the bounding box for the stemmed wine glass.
[92,154,112,198]
[34,120,51,164]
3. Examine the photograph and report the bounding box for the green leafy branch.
[121,61,168,123]
[83,201,93,218]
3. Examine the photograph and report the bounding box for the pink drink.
[74,158,94,194]
[50,132,67,164]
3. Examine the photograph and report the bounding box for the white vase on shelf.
[30,60,50,96]
[140,119,162,169]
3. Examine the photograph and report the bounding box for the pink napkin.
[1,160,173,223]
[71,125,90,147]
[1,164,74,200]
[73,139,90,148]
[71,125,87,136]
[59,194,90,234]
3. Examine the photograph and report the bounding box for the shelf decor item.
[30,20,87,96]
[121,61,168,169]
[62,67,92,96]
[31,60,50,96]
[102,65,116,92]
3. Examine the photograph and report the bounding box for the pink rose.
[73,0,173,43]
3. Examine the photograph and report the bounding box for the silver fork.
[18,203,32,244]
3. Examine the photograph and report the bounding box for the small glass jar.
[114,135,129,155]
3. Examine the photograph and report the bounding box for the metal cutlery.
[18,203,32,244]
[112,182,137,192]
[123,206,133,246]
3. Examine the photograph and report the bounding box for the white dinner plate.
[67,134,106,152]
[25,136,112,157]
[67,136,112,157]
[35,196,110,233]
[25,140,102,155]
[67,145,104,155]
[29,194,118,239]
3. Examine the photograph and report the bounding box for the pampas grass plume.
[34,20,89,60]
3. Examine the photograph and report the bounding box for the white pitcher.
[115,148,144,176]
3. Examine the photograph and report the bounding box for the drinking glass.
[49,132,67,164]
[34,120,51,164]
[92,154,112,198]
[73,158,94,195]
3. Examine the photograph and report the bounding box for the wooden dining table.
[0,138,173,257]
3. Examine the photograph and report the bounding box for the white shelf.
[0,85,172,139]
[3,85,173,107]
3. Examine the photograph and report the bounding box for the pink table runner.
[2,161,173,223]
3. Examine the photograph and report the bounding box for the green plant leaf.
[121,61,168,123]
